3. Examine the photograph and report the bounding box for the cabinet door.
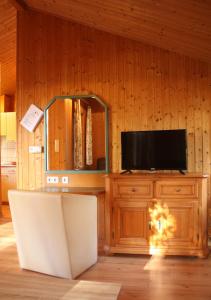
[112,200,150,247]
[149,200,199,250]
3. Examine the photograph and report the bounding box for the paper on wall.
[20,104,44,132]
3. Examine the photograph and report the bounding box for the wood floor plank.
[1,209,211,299]
[0,214,120,300]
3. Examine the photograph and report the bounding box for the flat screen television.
[121,129,187,172]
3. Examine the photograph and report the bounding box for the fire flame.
[149,202,176,255]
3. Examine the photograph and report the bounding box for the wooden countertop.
[35,186,105,195]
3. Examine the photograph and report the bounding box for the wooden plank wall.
[16,10,211,202]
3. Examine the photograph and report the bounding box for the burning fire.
[149,202,176,255]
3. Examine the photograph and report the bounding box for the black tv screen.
[121,129,187,171]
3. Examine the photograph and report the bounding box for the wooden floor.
[0,205,120,300]
[1,205,211,299]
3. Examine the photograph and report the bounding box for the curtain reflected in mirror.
[46,97,106,171]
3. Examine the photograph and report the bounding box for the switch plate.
[29,146,42,153]
[62,176,69,184]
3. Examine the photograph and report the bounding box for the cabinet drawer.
[155,180,198,199]
[113,180,153,198]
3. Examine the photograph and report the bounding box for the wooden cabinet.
[0,95,14,113]
[0,165,16,207]
[0,112,16,140]
[106,173,208,257]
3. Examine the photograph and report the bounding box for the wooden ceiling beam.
[8,0,28,11]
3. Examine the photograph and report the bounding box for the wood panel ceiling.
[0,0,16,95]
[25,0,211,63]
[1,0,211,96]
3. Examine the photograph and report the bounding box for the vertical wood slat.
[17,10,211,217]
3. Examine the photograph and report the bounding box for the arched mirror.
[44,95,109,173]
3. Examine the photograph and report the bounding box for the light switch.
[62,176,69,184]
[29,146,42,153]
[55,139,59,153]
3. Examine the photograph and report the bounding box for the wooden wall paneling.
[206,64,211,210]
[0,0,16,96]
[109,36,118,172]
[125,43,134,131]
[60,21,69,96]
[146,47,155,131]
[194,62,203,173]
[25,0,211,64]
[139,46,149,131]
[135,44,142,131]
[17,10,211,212]
[177,56,186,130]
[155,49,162,130]
[186,59,195,173]
[26,11,41,190]
[16,12,22,189]
[110,38,121,172]
[74,25,81,94]
[168,53,178,130]
[162,52,171,130]
[201,73,211,216]
[34,13,47,187]
[17,11,27,189]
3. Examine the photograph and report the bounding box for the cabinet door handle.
[176,188,181,192]
[131,188,136,192]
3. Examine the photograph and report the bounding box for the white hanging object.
[20,104,43,133]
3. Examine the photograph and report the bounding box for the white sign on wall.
[20,104,44,132]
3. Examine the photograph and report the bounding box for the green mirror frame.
[44,94,109,174]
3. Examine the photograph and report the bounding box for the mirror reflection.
[46,96,107,172]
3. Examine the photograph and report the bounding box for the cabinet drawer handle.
[131,188,137,192]
[176,188,181,192]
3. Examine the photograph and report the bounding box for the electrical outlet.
[62,176,69,184]
[46,176,59,184]
[47,176,52,184]
[52,176,59,183]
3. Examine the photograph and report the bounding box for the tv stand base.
[120,170,133,175]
